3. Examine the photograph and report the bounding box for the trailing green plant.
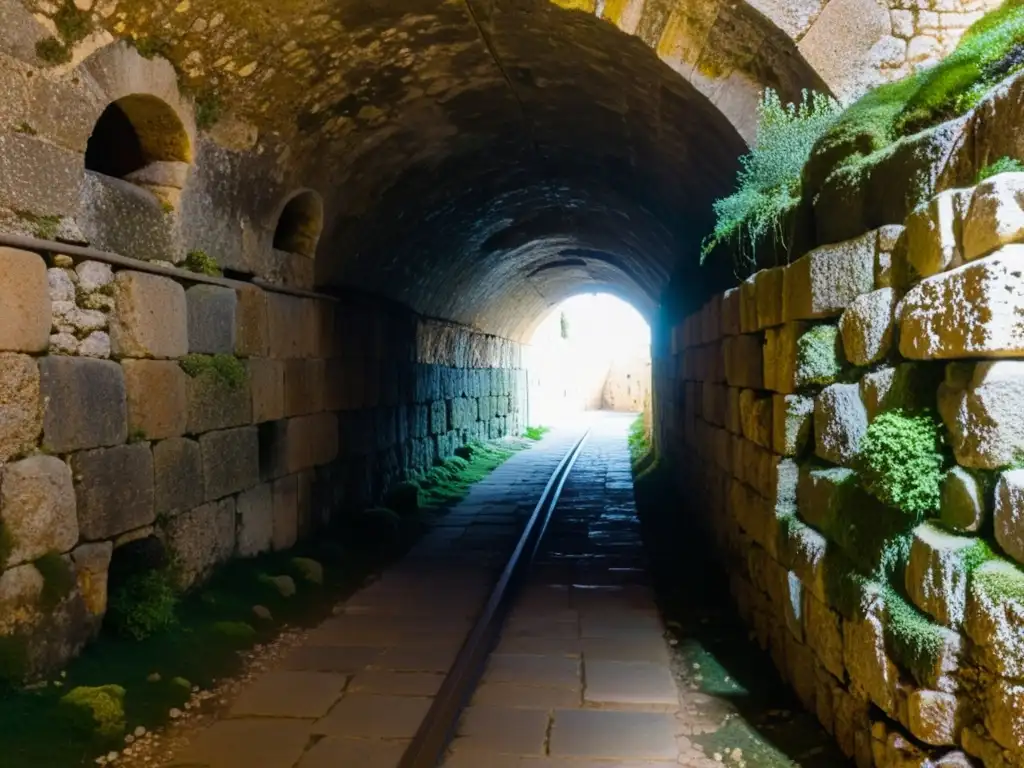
[35,552,75,610]
[858,409,946,519]
[701,88,841,267]
[978,155,1024,181]
[183,249,222,276]
[179,353,246,389]
[105,569,179,641]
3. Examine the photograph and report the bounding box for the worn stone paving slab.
[452,705,550,755]
[548,709,679,760]
[228,671,348,718]
[168,719,314,768]
[159,428,583,768]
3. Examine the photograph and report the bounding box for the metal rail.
[398,428,591,768]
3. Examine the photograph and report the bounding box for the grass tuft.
[183,249,222,277]
[524,425,550,441]
[179,353,246,389]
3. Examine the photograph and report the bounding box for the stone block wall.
[0,246,526,680]
[663,173,1024,768]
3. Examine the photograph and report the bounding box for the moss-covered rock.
[290,557,323,585]
[965,558,1024,678]
[59,685,126,743]
[259,574,296,598]
[796,325,844,388]
[883,587,962,689]
[857,408,946,520]
[211,621,257,645]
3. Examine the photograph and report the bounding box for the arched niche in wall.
[270,190,323,290]
[84,94,192,208]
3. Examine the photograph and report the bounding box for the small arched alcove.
[273,190,324,258]
[84,94,192,204]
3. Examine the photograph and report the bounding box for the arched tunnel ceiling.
[16,0,833,339]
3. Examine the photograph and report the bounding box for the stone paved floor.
[441,412,689,767]
[165,423,589,768]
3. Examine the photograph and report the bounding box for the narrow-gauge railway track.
[398,428,592,768]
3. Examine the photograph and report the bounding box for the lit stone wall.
[0,247,526,681]
[663,163,1024,767]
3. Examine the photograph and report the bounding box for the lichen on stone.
[797,324,844,387]
[34,37,71,65]
[882,586,955,687]
[178,353,245,389]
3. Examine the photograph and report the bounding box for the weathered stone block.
[312,412,339,467]
[723,333,764,389]
[184,363,252,434]
[843,583,898,715]
[724,387,742,434]
[739,389,772,449]
[0,353,40,462]
[109,271,187,359]
[40,357,126,453]
[904,188,971,279]
[900,248,1024,359]
[272,474,298,551]
[907,690,961,747]
[779,518,829,603]
[153,437,202,516]
[965,559,1024,679]
[806,593,844,680]
[905,522,978,628]
[121,360,186,441]
[784,233,875,321]
[963,172,1024,262]
[284,358,324,417]
[984,679,1024,754]
[756,266,784,329]
[236,483,273,558]
[814,383,868,466]
[721,287,741,335]
[839,288,896,366]
[186,285,237,355]
[71,541,112,619]
[940,466,987,533]
[200,427,259,501]
[763,322,807,394]
[162,498,234,589]
[71,444,154,541]
[996,469,1024,567]
[773,394,814,456]
[429,400,446,435]
[860,363,940,422]
[266,293,310,359]
[0,247,49,352]
[739,275,758,334]
[784,571,804,641]
[797,465,857,533]
[0,455,77,566]
[938,361,1024,469]
[234,285,269,357]
[249,358,285,423]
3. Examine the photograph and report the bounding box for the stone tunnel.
[3,0,1024,765]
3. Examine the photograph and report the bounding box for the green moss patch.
[193,92,223,131]
[416,440,522,508]
[858,409,947,520]
[978,155,1024,181]
[524,425,550,441]
[628,414,651,468]
[796,325,844,387]
[183,249,222,277]
[882,587,954,687]
[35,552,75,610]
[34,37,70,65]
[59,685,126,744]
[106,569,179,641]
[179,353,246,389]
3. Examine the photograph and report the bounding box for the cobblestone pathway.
[166,425,587,768]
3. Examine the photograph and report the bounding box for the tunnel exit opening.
[524,293,651,430]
